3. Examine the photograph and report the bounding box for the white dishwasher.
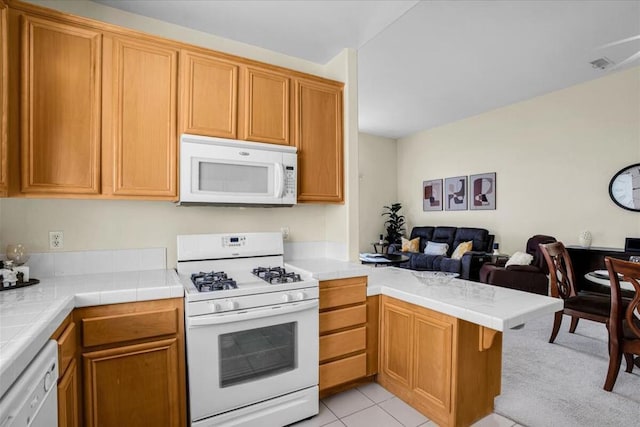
[0,340,58,427]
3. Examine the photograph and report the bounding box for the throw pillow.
[505,251,534,268]
[401,237,420,252]
[424,241,449,256]
[451,241,473,260]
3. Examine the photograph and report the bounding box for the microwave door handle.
[275,163,285,198]
[188,299,318,327]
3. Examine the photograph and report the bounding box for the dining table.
[584,270,635,292]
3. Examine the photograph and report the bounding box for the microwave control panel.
[284,166,296,196]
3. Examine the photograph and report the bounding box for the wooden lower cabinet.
[82,338,181,427]
[76,298,187,427]
[48,298,186,427]
[58,358,79,427]
[50,314,80,427]
[318,277,378,397]
[377,296,502,427]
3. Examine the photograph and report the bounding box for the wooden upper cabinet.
[0,3,6,197]
[20,15,102,194]
[295,78,343,203]
[241,67,291,145]
[180,50,238,139]
[104,36,178,198]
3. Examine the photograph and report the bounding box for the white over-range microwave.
[179,134,297,206]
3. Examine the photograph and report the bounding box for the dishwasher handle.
[188,299,318,327]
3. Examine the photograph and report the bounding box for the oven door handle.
[188,299,319,327]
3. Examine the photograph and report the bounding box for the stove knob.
[208,302,220,313]
[281,294,292,303]
[225,301,238,310]
[295,292,306,301]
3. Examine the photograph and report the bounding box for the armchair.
[479,235,556,295]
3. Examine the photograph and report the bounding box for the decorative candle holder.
[578,231,592,248]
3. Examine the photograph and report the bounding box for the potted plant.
[382,203,406,244]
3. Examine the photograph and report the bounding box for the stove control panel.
[187,286,319,317]
[222,236,246,248]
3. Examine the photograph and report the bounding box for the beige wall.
[0,199,328,268]
[1,0,359,267]
[358,133,398,252]
[397,67,640,254]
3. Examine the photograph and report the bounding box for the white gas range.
[176,232,319,427]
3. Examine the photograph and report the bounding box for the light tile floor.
[290,382,523,427]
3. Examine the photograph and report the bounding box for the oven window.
[219,322,297,388]
[199,162,269,194]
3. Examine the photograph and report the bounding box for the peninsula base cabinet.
[377,296,502,427]
[318,277,378,398]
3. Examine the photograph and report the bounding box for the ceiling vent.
[590,57,614,70]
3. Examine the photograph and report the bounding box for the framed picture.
[469,172,496,210]
[423,179,443,211]
[444,176,467,211]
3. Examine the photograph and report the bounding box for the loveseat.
[388,226,494,280]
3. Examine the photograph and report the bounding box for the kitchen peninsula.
[288,261,563,427]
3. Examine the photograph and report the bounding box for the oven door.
[186,299,319,422]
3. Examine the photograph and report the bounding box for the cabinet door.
[83,338,182,427]
[0,3,6,197]
[21,15,101,194]
[180,50,238,138]
[413,311,453,414]
[104,36,177,198]
[295,78,343,203]
[380,299,413,388]
[242,67,290,145]
[58,358,79,427]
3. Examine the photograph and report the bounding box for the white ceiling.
[93,0,640,139]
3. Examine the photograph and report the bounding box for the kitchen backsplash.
[283,241,347,261]
[23,248,167,278]
[13,241,346,279]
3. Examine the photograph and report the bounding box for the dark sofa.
[479,235,556,295]
[388,226,494,280]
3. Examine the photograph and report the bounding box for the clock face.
[609,164,640,212]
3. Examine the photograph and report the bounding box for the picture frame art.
[423,179,443,211]
[469,172,496,210]
[444,176,467,211]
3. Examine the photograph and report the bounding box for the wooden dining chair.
[539,241,611,343]
[603,257,640,391]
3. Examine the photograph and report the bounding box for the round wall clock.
[609,163,640,212]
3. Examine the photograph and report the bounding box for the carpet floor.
[494,314,640,426]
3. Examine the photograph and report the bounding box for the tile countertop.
[367,267,563,331]
[285,258,372,281]
[0,269,183,399]
[286,258,562,331]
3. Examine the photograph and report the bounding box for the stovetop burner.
[191,271,238,292]
[252,266,302,284]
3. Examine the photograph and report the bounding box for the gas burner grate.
[191,271,238,292]
[252,267,302,284]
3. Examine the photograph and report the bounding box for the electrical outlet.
[280,227,290,241]
[49,231,63,249]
